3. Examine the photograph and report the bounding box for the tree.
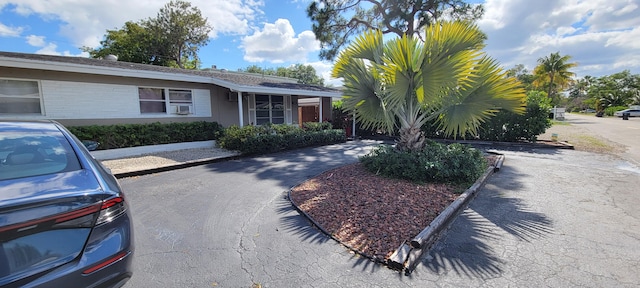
[241,65,277,75]
[533,52,577,105]
[307,0,484,61]
[598,92,626,109]
[568,75,594,99]
[84,0,211,69]
[82,21,165,65]
[145,0,211,68]
[281,64,325,85]
[506,64,535,91]
[239,64,325,86]
[333,21,525,152]
[591,71,639,109]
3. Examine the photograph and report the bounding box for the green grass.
[577,135,609,148]
[552,120,571,126]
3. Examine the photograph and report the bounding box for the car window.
[0,133,81,180]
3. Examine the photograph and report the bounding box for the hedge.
[67,121,224,150]
[218,123,346,155]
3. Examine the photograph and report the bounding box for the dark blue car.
[0,120,133,287]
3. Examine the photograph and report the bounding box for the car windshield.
[0,131,81,180]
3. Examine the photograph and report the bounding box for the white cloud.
[2,0,264,48]
[23,34,86,56]
[25,34,45,47]
[0,22,23,36]
[22,33,86,56]
[306,60,343,87]
[33,42,88,57]
[478,0,640,77]
[241,18,319,63]
[34,43,62,55]
[606,27,640,49]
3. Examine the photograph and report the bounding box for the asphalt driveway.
[121,141,640,287]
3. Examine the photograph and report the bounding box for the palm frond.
[421,22,485,106]
[379,35,424,112]
[435,56,526,137]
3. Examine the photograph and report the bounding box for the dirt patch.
[538,123,626,154]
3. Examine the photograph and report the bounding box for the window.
[168,89,193,114]
[139,88,166,113]
[255,94,284,125]
[138,87,193,114]
[0,79,42,114]
[0,132,81,180]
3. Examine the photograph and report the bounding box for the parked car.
[580,109,596,113]
[613,108,640,117]
[0,120,133,288]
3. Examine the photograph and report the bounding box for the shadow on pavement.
[415,161,554,279]
[275,197,331,246]
[204,142,555,277]
[205,141,377,190]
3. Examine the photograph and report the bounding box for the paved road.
[121,141,640,287]
[563,113,640,165]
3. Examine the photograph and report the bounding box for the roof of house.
[0,51,342,98]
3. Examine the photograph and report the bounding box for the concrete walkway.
[90,141,240,176]
[91,140,219,160]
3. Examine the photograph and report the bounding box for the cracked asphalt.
[121,139,640,287]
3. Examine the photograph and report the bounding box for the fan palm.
[332,21,525,152]
[533,52,577,104]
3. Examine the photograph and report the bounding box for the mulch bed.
[290,163,458,261]
[290,155,498,262]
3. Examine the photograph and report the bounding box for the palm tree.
[533,52,577,104]
[332,21,525,152]
[599,92,626,109]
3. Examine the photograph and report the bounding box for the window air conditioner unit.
[176,105,191,115]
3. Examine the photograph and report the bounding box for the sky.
[1,0,639,87]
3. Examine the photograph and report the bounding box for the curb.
[113,155,242,179]
[434,139,574,150]
[386,154,503,274]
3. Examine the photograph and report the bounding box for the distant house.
[0,51,342,128]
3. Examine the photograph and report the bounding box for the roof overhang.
[227,86,341,98]
[0,56,213,83]
[0,56,343,98]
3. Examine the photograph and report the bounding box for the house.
[0,51,342,128]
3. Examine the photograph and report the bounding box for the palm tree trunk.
[547,73,555,100]
[397,124,425,152]
[395,99,426,152]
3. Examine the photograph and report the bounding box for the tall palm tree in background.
[533,52,577,105]
[332,21,526,152]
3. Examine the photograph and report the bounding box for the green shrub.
[359,141,487,185]
[332,100,350,129]
[476,91,552,142]
[604,105,628,116]
[68,121,224,150]
[302,122,333,131]
[218,123,346,154]
[418,91,552,142]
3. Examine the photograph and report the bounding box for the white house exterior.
[0,51,342,127]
